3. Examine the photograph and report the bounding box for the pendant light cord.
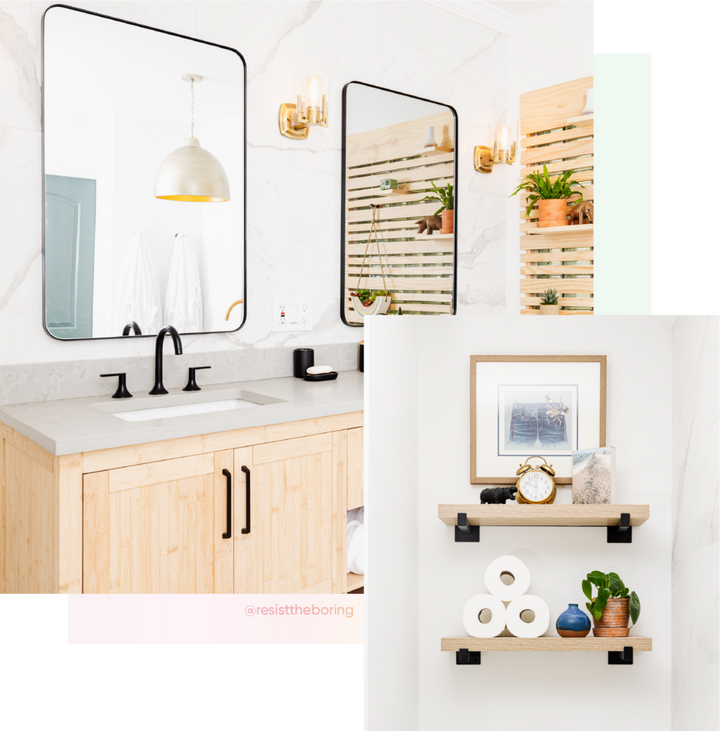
[190,78,195,138]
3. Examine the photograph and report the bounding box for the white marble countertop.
[0,371,364,456]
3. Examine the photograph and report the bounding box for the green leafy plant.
[423,182,454,215]
[539,288,559,305]
[510,164,584,217]
[350,289,390,307]
[583,571,641,626]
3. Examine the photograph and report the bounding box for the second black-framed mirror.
[340,81,458,325]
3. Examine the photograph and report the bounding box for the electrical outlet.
[273,298,312,332]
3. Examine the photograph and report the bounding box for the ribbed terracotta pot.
[440,209,454,234]
[592,598,630,637]
[537,199,569,228]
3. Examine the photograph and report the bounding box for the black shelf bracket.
[607,513,632,543]
[456,648,481,665]
[608,646,634,665]
[455,513,480,542]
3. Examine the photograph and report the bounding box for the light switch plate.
[272,298,312,332]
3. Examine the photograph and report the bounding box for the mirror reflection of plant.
[583,570,641,625]
[510,164,584,218]
[423,182,454,215]
[350,289,390,307]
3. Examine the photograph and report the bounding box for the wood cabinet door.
[234,433,346,594]
[83,451,233,593]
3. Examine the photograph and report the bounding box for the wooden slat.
[347,190,432,209]
[253,433,333,465]
[347,254,454,265]
[522,137,594,166]
[523,223,594,235]
[346,163,454,191]
[521,265,594,276]
[346,240,453,255]
[521,250,594,263]
[346,110,454,166]
[346,573,364,592]
[347,151,454,177]
[347,291,452,303]
[521,279,594,294]
[346,201,438,224]
[522,124,594,148]
[520,236,593,251]
[347,265,452,277]
[346,276,453,292]
[523,156,594,177]
[520,75,593,135]
[521,309,593,316]
[107,453,215,493]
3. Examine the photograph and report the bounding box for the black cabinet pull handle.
[222,469,232,539]
[241,466,251,534]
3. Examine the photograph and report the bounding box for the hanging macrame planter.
[350,204,392,318]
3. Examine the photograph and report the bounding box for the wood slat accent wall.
[519,76,594,315]
[343,110,456,323]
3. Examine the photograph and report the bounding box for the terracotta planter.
[537,199,569,228]
[539,304,560,316]
[440,209,454,234]
[592,598,630,637]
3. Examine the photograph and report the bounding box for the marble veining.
[0,1,509,367]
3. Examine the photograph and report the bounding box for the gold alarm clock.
[515,456,557,504]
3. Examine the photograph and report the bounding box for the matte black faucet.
[122,321,142,336]
[149,326,183,395]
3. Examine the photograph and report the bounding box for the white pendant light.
[155,74,230,202]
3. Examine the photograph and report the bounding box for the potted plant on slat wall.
[510,165,584,228]
[423,182,454,234]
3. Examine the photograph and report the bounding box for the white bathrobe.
[119,230,163,335]
[165,233,203,333]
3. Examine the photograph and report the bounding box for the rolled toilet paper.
[505,595,550,638]
[483,555,531,602]
[462,594,507,638]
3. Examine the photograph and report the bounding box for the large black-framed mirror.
[42,4,246,340]
[340,81,458,325]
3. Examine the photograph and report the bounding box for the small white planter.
[351,295,392,318]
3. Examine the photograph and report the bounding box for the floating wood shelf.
[567,113,594,126]
[379,186,409,195]
[438,504,649,527]
[441,636,652,653]
[347,572,364,592]
[443,636,650,664]
[524,224,594,235]
[440,505,648,543]
[414,232,454,241]
[412,146,454,156]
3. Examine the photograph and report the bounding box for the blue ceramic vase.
[556,603,591,637]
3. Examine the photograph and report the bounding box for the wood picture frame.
[470,355,607,485]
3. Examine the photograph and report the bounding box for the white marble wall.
[671,316,720,731]
[0,0,509,370]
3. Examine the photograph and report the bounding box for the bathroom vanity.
[0,373,363,594]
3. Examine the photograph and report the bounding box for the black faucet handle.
[101,373,133,399]
[183,366,211,392]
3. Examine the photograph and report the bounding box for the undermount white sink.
[113,398,261,422]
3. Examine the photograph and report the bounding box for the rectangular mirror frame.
[340,81,458,326]
[41,4,247,341]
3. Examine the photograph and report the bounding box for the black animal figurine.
[480,486,518,504]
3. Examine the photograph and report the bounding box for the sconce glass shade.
[305,74,324,111]
[155,137,230,202]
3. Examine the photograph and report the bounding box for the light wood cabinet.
[0,412,362,594]
[347,427,364,510]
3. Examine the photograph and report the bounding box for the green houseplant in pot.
[510,165,583,228]
[538,288,560,315]
[423,182,454,234]
[583,571,641,637]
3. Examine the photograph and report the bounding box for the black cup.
[358,342,364,373]
[293,348,314,378]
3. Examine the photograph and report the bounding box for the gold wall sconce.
[278,74,329,139]
[474,123,517,174]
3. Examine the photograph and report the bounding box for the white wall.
[367,315,673,730]
[505,1,595,314]
[0,0,513,367]
[670,316,719,730]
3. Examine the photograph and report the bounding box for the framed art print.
[470,355,607,484]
